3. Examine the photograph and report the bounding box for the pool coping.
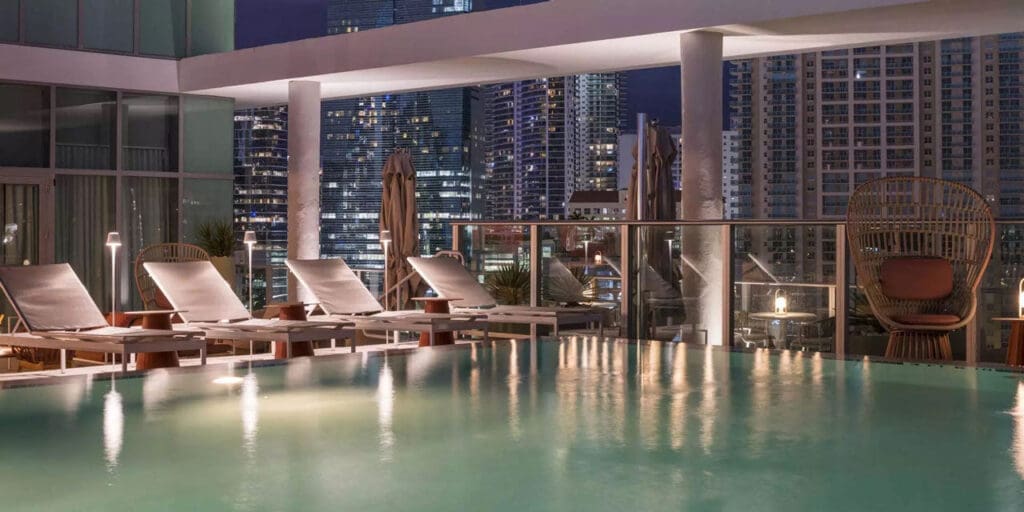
[1,336,1021,390]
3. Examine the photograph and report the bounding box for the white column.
[287,80,321,302]
[679,31,726,345]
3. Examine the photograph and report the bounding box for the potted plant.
[484,262,531,305]
[196,220,236,284]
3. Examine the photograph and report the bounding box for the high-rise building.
[484,73,626,220]
[567,73,628,192]
[483,78,569,220]
[233,106,289,306]
[321,0,480,271]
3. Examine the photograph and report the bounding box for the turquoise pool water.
[0,339,1022,511]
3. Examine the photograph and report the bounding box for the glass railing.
[448,220,1024,366]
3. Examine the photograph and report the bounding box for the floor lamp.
[106,232,121,369]
[244,231,257,357]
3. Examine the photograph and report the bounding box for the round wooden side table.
[122,310,183,370]
[271,303,315,359]
[411,297,461,347]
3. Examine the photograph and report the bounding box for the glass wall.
[55,175,115,306]
[0,84,50,168]
[83,0,135,53]
[0,80,234,311]
[122,94,178,171]
[23,0,77,48]
[56,88,117,169]
[183,96,233,174]
[3,0,233,57]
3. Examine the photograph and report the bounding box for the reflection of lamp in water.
[774,289,788,314]
[103,387,123,471]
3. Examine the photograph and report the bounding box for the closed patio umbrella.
[380,149,420,310]
[627,120,678,275]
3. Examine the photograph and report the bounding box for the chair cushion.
[892,313,961,326]
[880,257,953,300]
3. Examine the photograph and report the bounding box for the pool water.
[0,339,1022,511]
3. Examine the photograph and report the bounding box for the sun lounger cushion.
[286,258,382,315]
[143,261,251,323]
[0,264,109,331]
[407,256,497,309]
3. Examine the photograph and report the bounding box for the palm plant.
[195,220,235,257]
[485,262,531,305]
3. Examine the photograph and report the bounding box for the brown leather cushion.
[892,313,961,326]
[880,257,953,300]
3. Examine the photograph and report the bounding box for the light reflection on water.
[0,338,1022,511]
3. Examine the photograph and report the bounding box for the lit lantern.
[774,289,788,314]
[594,251,603,265]
[1018,278,1024,318]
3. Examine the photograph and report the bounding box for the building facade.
[234,106,289,306]
[484,73,626,220]
[321,0,481,276]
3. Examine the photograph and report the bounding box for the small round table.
[749,312,817,349]
[412,297,461,347]
[268,303,315,359]
[991,317,1024,366]
[122,310,184,370]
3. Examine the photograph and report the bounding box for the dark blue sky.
[235,0,726,129]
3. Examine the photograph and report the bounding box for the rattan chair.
[134,243,210,310]
[846,177,995,360]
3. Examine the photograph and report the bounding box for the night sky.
[234,0,727,129]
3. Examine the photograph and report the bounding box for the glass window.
[182,179,232,243]
[190,0,234,56]
[56,175,115,306]
[56,88,117,169]
[82,0,134,53]
[121,176,178,309]
[139,0,186,57]
[183,96,234,173]
[0,0,18,42]
[23,0,77,48]
[122,93,178,171]
[0,84,50,168]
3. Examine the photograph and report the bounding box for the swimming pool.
[0,339,1022,511]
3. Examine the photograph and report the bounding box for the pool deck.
[0,339,456,384]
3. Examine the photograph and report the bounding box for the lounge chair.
[143,261,353,357]
[0,264,207,372]
[286,258,488,348]
[407,253,604,337]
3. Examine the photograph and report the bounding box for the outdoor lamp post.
[244,231,257,313]
[774,289,788,315]
[381,230,392,312]
[583,239,590,268]
[1018,278,1024,318]
[106,232,121,323]
[666,238,674,265]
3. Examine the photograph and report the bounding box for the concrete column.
[287,80,321,302]
[679,31,727,345]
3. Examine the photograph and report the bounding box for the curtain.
[56,175,115,307]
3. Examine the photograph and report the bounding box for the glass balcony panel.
[0,83,50,168]
[120,176,179,310]
[139,0,186,57]
[56,88,117,170]
[457,224,531,309]
[539,224,620,329]
[122,93,179,171]
[189,0,234,56]
[734,225,838,353]
[183,96,234,174]
[182,178,233,244]
[0,0,18,42]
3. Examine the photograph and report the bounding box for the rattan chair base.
[885,330,952,361]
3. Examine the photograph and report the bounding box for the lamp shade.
[243,231,257,245]
[380,230,392,243]
[774,289,788,314]
[105,232,121,247]
[1018,278,1024,319]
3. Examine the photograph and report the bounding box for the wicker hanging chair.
[846,177,995,360]
[134,243,210,310]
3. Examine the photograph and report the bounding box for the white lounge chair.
[0,264,207,372]
[407,253,604,337]
[143,261,353,357]
[286,258,488,348]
